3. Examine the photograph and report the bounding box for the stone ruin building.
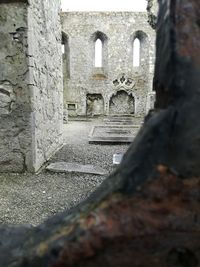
[61,12,156,117]
[1,0,200,265]
[0,0,156,174]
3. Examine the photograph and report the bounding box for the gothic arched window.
[133,38,140,67]
[95,38,103,67]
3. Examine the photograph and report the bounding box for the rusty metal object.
[14,169,200,267]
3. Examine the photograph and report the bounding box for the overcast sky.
[61,0,147,12]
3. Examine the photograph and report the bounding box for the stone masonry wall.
[0,0,63,172]
[28,0,63,171]
[0,2,32,172]
[61,12,156,117]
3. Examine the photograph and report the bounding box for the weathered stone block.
[0,82,15,115]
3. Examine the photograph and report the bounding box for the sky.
[61,0,147,12]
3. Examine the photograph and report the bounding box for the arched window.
[95,38,103,67]
[62,44,65,54]
[62,32,70,78]
[133,38,140,67]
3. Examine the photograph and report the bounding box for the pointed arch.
[131,31,149,69]
[95,38,103,67]
[133,38,141,67]
[91,31,108,70]
[109,90,135,115]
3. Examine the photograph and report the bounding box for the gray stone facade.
[0,0,63,172]
[61,12,156,117]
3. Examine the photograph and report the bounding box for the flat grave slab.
[103,116,143,125]
[46,162,107,176]
[88,125,140,144]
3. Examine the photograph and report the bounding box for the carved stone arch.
[132,30,148,42]
[109,90,136,115]
[90,31,108,43]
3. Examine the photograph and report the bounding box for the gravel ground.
[0,118,130,226]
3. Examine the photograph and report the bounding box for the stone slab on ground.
[89,125,140,144]
[103,116,143,126]
[46,162,108,176]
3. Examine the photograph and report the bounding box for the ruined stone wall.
[0,2,32,172]
[28,0,63,171]
[61,12,156,117]
[0,0,63,172]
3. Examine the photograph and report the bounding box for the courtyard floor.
[0,117,132,226]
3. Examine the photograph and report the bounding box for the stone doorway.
[86,94,104,116]
[109,90,135,115]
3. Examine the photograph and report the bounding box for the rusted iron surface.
[175,0,200,65]
[51,173,200,267]
[16,168,199,266]
[154,0,200,108]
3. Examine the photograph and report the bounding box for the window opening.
[95,38,103,67]
[133,38,140,67]
[62,44,65,54]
